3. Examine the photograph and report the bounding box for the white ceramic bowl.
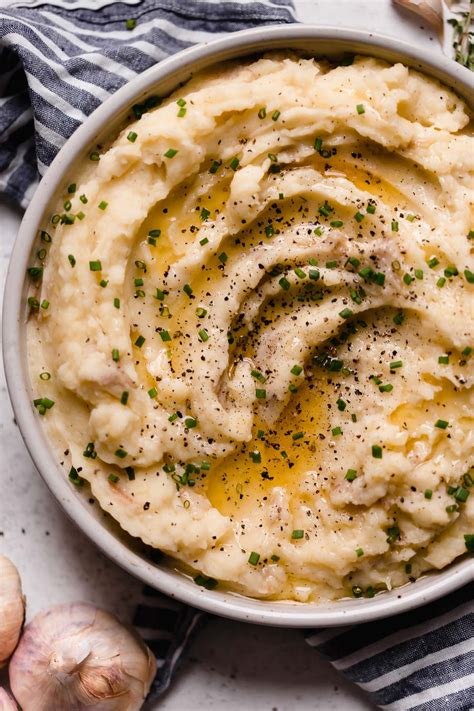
[3,26,473,627]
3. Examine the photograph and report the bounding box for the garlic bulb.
[0,689,18,711]
[394,0,443,31]
[9,603,156,711]
[0,556,25,668]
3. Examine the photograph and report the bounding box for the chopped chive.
[290,364,303,376]
[367,203,376,214]
[464,535,474,552]
[194,574,218,590]
[356,103,365,114]
[403,273,413,285]
[27,266,43,281]
[77,211,85,221]
[386,526,400,544]
[127,131,138,143]
[67,183,76,194]
[339,308,353,320]
[39,371,51,381]
[79,194,88,204]
[373,272,385,286]
[372,444,383,458]
[185,417,197,428]
[198,329,209,342]
[347,256,361,268]
[108,473,120,484]
[336,398,346,411]
[183,283,193,297]
[354,211,364,223]
[164,148,178,158]
[415,269,423,280]
[134,278,144,287]
[40,300,49,310]
[309,268,320,281]
[352,586,363,598]
[326,260,337,269]
[331,426,342,436]
[196,307,207,318]
[464,269,474,284]
[271,554,280,562]
[251,370,266,383]
[427,257,439,269]
[314,226,324,236]
[271,110,281,121]
[200,207,210,221]
[424,489,433,499]
[438,355,449,364]
[89,260,102,271]
[209,159,222,174]
[314,137,323,152]
[294,267,306,279]
[112,348,120,361]
[462,347,472,357]
[330,220,343,228]
[393,312,405,325]
[255,388,266,399]
[229,156,240,171]
[265,224,274,237]
[379,383,393,392]
[437,277,446,288]
[120,391,129,405]
[258,107,267,119]
[148,387,157,398]
[113,297,120,309]
[391,220,399,232]
[218,252,228,264]
[356,548,364,557]
[177,107,186,117]
[345,469,357,481]
[291,529,304,539]
[134,335,145,348]
[390,360,403,369]
[250,451,261,463]
[434,419,448,429]
[292,432,304,441]
[125,18,136,29]
[115,448,127,459]
[125,466,135,481]
[63,200,72,211]
[358,266,373,281]
[155,288,165,301]
[279,276,290,291]
[444,265,458,278]
[200,237,209,246]
[159,330,171,342]
[248,551,260,565]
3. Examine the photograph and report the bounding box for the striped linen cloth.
[0,2,472,709]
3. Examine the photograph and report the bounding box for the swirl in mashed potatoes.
[28,54,474,601]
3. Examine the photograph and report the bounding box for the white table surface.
[0,2,446,708]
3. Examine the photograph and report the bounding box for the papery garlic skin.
[9,603,156,711]
[394,0,443,31]
[0,688,18,711]
[0,556,25,668]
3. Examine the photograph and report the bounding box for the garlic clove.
[0,556,25,668]
[0,689,18,711]
[393,0,444,32]
[9,602,156,711]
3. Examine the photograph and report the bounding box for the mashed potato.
[28,54,474,601]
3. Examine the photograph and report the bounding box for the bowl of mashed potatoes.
[3,25,473,626]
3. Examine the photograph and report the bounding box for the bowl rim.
[3,24,473,628]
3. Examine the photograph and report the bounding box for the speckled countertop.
[0,2,443,708]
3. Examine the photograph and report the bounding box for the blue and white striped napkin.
[1,2,472,709]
